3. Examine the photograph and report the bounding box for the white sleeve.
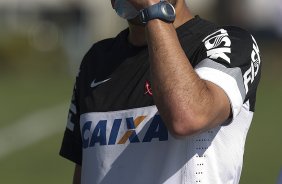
[195,58,246,118]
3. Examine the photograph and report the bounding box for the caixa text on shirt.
[81,114,168,148]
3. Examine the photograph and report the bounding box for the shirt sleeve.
[195,27,262,119]
[59,76,82,165]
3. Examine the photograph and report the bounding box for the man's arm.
[127,0,231,137]
[146,19,230,137]
[73,164,81,184]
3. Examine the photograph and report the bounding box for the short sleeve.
[195,27,262,118]
[59,77,82,165]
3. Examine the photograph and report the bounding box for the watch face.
[161,3,176,21]
[163,4,174,15]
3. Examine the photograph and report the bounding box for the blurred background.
[0,0,281,183]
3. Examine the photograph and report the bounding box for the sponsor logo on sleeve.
[243,36,261,93]
[203,29,231,63]
[66,95,77,131]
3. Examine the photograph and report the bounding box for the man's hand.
[127,0,160,10]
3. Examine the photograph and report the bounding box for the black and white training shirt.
[60,16,261,184]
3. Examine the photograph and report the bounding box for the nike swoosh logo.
[91,78,111,88]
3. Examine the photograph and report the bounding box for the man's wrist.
[146,18,174,31]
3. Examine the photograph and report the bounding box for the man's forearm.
[145,20,230,136]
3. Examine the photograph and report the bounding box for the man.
[60,0,261,183]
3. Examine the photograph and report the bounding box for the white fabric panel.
[195,67,243,118]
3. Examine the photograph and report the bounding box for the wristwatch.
[139,0,176,24]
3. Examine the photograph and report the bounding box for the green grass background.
[0,33,281,184]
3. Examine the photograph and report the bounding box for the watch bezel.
[160,2,176,22]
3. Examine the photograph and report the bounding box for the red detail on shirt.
[144,81,153,96]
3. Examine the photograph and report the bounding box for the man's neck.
[128,2,193,46]
[128,24,147,47]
